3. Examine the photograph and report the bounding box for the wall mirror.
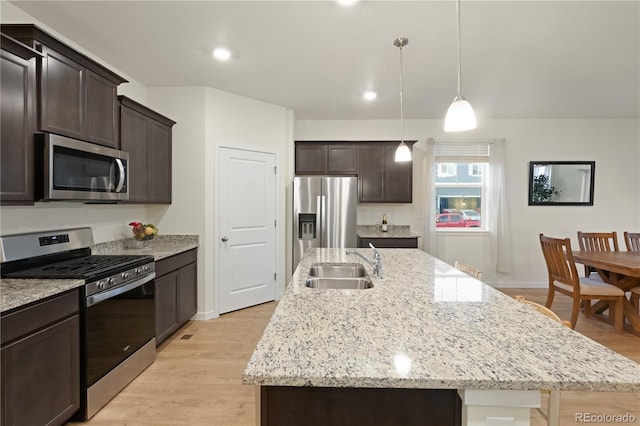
[528,161,595,206]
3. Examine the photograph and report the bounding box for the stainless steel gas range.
[0,227,156,420]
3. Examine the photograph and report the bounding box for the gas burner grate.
[4,255,154,280]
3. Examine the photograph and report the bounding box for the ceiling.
[5,1,640,120]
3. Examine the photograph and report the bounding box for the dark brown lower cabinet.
[358,237,418,248]
[260,386,461,426]
[1,290,80,426]
[155,249,197,345]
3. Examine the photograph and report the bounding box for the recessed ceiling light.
[363,91,377,101]
[212,47,231,61]
[337,0,358,6]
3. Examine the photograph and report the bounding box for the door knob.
[221,236,229,242]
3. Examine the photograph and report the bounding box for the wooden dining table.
[573,251,640,335]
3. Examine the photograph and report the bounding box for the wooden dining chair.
[454,261,483,280]
[515,295,568,426]
[576,231,619,277]
[539,234,625,332]
[623,232,640,252]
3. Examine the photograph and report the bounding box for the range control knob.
[107,277,115,286]
[143,265,150,272]
[97,281,105,289]
[121,272,130,280]
[135,268,142,275]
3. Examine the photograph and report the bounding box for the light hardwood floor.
[72,289,639,426]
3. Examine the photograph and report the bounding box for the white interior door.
[218,147,276,314]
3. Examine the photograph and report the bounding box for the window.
[468,163,483,177]
[434,142,489,230]
[437,163,456,177]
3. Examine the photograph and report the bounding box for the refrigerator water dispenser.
[298,214,317,240]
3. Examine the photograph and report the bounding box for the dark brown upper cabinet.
[119,95,175,204]
[295,141,358,175]
[358,141,414,203]
[0,33,41,205]
[1,24,127,148]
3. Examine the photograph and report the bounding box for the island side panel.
[260,386,462,426]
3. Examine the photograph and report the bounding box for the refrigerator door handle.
[318,195,326,246]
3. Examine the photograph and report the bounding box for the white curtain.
[422,138,437,255]
[487,139,511,274]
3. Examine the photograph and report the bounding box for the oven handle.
[86,272,155,307]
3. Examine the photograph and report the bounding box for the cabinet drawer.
[155,249,197,277]
[358,237,418,249]
[1,289,79,345]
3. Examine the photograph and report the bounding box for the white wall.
[0,1,150,241]
[146,86,290,318]
[295,118,640,288]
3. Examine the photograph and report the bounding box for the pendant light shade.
[444,96,476,132]
[445,0,476,132]
[395,141,412,162]
[394,37,411,163]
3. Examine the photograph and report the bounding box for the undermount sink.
[304,263,373,289]
[307,263,368,278]
[305,277,374,290]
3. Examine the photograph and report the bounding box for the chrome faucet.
[346,243,383,278]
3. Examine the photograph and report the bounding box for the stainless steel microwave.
[38,133,129,201]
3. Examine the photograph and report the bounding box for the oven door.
[84,274,154,386]
[41,133,129,201]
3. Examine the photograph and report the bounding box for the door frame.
[214,142,283,316]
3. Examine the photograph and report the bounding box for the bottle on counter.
[381,213,388,232]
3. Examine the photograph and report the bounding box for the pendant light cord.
[399,43,405,143]
[456,0,462,98]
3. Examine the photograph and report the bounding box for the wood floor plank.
[70,292,639,425]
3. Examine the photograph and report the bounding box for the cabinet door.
[359,237,418,248]
[119,105,148,203]
[85,69,118,148]
[383,144,412,203]
[147,120,172,203]
[295,144,325,174]
[0,49,36,205]
[358,145,385,202]
[327,145,358,174]
[178,262,197,324]
[1,315,80,426]
[39,46,84,139]
[155,270,179,345]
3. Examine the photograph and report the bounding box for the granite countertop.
[91,234,199,260]
[1,235,198,313]
[357,225,420,239]
[243,248,640,392]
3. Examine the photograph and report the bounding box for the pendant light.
[444,0,476,132]
[394,37,412,162]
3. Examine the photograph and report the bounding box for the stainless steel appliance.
[38,133,129,201]
[293,176,357,271]
[0,228,155,420]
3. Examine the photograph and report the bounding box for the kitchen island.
[243,248,640,426]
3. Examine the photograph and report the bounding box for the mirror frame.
[528,161,595,206]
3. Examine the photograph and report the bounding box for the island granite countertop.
[1,235,198,313]
[243,248,640,392]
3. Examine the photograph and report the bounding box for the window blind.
[434,142,489,163]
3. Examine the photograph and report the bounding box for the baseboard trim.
[192,310,218,320]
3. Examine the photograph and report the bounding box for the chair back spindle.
[624,232,640,252]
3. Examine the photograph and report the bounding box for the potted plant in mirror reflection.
[532,175,560,202]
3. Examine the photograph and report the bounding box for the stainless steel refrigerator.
[293,176,357,271]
